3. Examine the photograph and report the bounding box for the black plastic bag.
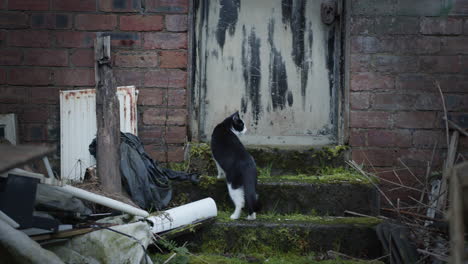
[89,133,199,211]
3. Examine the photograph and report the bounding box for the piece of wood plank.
[0,145,55,174]
[94,35,122,194]
[450,165,464,264]
[437,131,459,212]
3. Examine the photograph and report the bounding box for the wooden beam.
[94,35,121,194]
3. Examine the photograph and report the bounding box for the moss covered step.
[152,252,384,264]
[175,211,382,259]
[185,143,348,176]
[171,174,380,216]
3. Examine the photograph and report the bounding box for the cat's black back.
[211,112,258,215]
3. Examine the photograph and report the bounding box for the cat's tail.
[243,166,260,215]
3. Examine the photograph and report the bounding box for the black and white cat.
[211,111,259,220]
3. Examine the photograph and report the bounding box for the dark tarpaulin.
[89,133,199,211]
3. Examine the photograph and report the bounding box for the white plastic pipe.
[147,198,217,234]
[0,210,19,229]
[56,185,149,217]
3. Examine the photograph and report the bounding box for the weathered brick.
[146,0,188,13]
[372,93,440,111]
[350,92,370,110]
[350,72,394,91]
[0,69,5,84]
[445,94,468,111]
[420,56,460,73]
[144,69,187,88]
[143,32,187,49]
[413,130,446,148]
[448,113,468,129]
[350,111,392,128]
[54,68,95,86]
[461,56,468,73]
[350,54,371,72]
[167,108,186,125]
[106,32,141,47]
[120,15,164,31]
[464,19,468,35]
[99,0,141,12]
[396,0,446,16]
[0,48,22,65]
[351,36,394,54]
[440,37,468,54]
[9,68,53,85]
[21,107,49,123]
[52,0,96,11]
[351,0,395,15]
[8,30,52,47]
[437,74,468,93]
[395,36,440,55]
[0,0,4,9]
[374,16,420,35]
[31,13,72,29]
[159,51,187,68]
[138,88,165,105]
[0,30,6,46]
[114,69,144,87]
[75,14,117,30]
[165,15,187,32]
[421,17,462,35]
[168,89,186,106]
[55,31,94,48]
[368,129,412,147]
[9,0,49,10]
[24,49,68,67]
[396,74,435,92]
[394,111,437,129]
[70,49,94,67]
[350,17,374,35]
[30,87,60,104]
[451,0,468,15]
[0,12,29,28]
[166,126,186,143]
[21,124,47,142]
[138,127,164,144]
[349,129,367,147]
[167,146,185,162]
[351,148,397,167]
[398,148,441,167]
[143,108,166,125]
[373,55,419,73]
[115,51,158,67]
[0,86,28,103]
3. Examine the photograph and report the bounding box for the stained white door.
[192,0,342,145]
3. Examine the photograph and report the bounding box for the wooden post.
[94,35,121,194]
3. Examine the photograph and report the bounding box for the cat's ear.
[232,111,240,121]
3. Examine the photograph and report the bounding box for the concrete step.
[152,252,384,264]
[175,211,383,259]
[171,174,380,216]
[185,143,347,176]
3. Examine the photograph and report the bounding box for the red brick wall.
[349,0,468,188]
[0,0,188,163]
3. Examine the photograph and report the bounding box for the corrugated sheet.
[60,86,138,182]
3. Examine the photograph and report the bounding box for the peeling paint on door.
[193,0,341,146]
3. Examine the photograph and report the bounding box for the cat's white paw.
[246,213,256,220]
[230,213,240,220]
[217,173,225,179]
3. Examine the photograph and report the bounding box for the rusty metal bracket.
[321,0,338,25]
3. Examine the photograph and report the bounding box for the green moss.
[198,175,220,189]
[258,167,377,185]
[216,211,382,226]
[184,253,383,264]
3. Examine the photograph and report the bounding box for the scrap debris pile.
[348,116,468,264]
